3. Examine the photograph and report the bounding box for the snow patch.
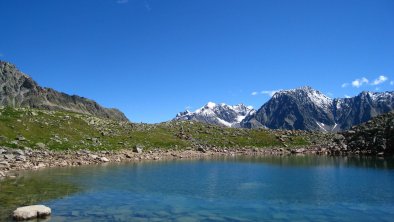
[307,89,333,110]
[236,115,247,122]
[332,123,338,131]
[316,121,328,132]
[206,102,216,109]
[217,118,232,127]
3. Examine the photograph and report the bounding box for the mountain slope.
[174,102,255,127]
[340,111,394,154]
[0,61,128,121]
[241,86,394,131]
[0,107,311,151]
[333,91,394,130]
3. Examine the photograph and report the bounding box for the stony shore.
[0,144,380,180]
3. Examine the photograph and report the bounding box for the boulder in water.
[13,205,51,220]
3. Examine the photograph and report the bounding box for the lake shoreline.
[1,145,390,180]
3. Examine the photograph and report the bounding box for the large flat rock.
[12,205,51,220]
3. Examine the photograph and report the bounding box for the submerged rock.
[12,205,51,220]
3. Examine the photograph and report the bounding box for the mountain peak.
[242,88,394,131]
[275,86,321,94]
[0,60,14,67]
[0,61,129,121]
[273,86,332,110]
[174,102,255,127]
[205,102,216,109]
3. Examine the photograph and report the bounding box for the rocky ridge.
[338,111,394,155]
[241,86,394,131]
[175,102,255,127]
[0,61,128,121]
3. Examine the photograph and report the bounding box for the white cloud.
[390,81,394,85]
[371,75,388,85]
[341,83,348,88]
[344,75,390,88]
[344,95,351,98]
[261,90,281,97]
[251,89,281,97]
[351,77,369,88]
[116,0,128,4]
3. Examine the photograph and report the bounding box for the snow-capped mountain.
[333,91,394,130]
[241,86,394,131]
[175,102,255,127]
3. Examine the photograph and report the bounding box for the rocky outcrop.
[241,86,394,131]
[339,111,394,155]
[0,61,128,121]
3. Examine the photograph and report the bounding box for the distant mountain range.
[0,61,128,121]
[175,86,394,131]
[2,61,393,130]
[242,86,393,131]
[175,102,255,128]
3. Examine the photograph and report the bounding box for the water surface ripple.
[2,155,394,221]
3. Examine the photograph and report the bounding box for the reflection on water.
[1,155,394,222]
[0,176,79,221]
[228,155,394,169]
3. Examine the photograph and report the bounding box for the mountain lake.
[1,155,394,222]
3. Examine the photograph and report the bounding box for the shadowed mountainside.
[241,86,394,131]
[0,61,128,121]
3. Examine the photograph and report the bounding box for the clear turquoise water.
[6,156,394,221]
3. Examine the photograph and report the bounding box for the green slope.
[0,107,311,151]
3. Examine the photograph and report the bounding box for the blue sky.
[0,0,393,123]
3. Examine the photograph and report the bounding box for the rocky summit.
[0,61,128,121]
[241,86,394,131]
[174,102,255,127]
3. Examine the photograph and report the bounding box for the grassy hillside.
[0,107,312,151]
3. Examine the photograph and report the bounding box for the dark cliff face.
[334,92,394,130]
[241,87,394,131]
[0,61,128,121]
